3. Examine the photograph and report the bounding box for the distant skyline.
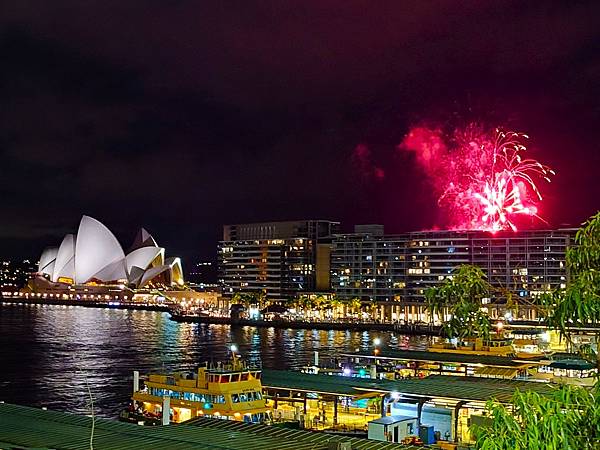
[1,2,598,263]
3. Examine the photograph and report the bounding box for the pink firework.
[399,124,554,232]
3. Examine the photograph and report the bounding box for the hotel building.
[330,226,576,321]
[218,220,339,300]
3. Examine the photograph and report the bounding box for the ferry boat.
[510,329,553,359]
[428,337,515,357]
[123,354,272,424]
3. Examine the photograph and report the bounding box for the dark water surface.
[0,304,430,418]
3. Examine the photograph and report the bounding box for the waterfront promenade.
[0,293,441,334]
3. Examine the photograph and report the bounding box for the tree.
[541,211,600,370]
[329,295,343,319]
[348,297,362,315]
[368,299,378,320]
[425,264,493,341]
[472,385,600,450]
[473,211,600,449]
[313,294,327,311]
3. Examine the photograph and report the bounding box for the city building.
[0,260,37,291]
[219,220,339,301]
[331,225,576,321]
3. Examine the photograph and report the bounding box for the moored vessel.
[428,337,515,357]
[123,352,272,424]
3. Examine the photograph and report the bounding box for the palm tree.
[348,297,362,316]
[368,300,378,321]
[329,295,343,320]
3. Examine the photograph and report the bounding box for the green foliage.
[540,211,600,368]
[474,212,600,450]
[425,265,493,340]
[231,291,269,309]
[472,385,600,450]
[348,297,362,314]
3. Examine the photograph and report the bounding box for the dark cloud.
[0,1,598,266]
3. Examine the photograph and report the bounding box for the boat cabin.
[131,358,271,423]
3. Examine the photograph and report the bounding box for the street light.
[373,337,381,347]
[230,344,238,353]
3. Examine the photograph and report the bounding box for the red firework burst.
[399,124,554,232]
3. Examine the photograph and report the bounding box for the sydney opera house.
[26,216,187,299]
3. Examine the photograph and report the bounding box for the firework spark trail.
[398,124,554,232]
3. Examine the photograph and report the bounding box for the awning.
[352,391,383,400]
[474,367,519,379]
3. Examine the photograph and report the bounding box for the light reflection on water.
[0,304,431,418]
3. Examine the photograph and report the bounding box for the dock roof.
[184,416,425,450]
[0,402,419,450]
[262,370,556,403]
[338,349,545,368]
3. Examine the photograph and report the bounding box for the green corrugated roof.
[338,349,544,367]
[0,403,418,450]
[184,417,424,450]
[262,370,556,403]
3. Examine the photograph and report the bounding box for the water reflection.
[0,304,430,418]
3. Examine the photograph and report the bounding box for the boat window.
[220,375,230,383]
[231,374,241,382]
[254,372,261,379]
[232,394,240,403]
[216,395,225,403]
[239,393,248,402]
[241,373,249,381]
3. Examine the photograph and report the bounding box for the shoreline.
[0,295,170,312]
[169,312,442,335]
[0,295,441,334]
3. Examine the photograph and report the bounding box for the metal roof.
[262,370,556,403]
[184,417,425,450]
[338,349,544,368]
[549,359,595,370]
[0,403,420,450]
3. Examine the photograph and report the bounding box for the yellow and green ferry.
[125,354,272,424]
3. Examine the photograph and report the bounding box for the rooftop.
[261,370,556,403]
[0,402,421,450]
[369,416,417,425]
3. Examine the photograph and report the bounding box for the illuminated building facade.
[219,220,339,300]
[26,216,185,298]
[331,226,576,309]
[0,260,36,290]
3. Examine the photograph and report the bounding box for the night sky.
[1,2,599,265]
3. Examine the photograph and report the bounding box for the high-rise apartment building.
[331,226,576,308]
[219,220,340,300]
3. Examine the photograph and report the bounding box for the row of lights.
[4,292,130,301]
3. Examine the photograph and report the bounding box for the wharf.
[261,370,554,404]
[0,402,421,450]
[170,312,442,334]
[339,349,547,368]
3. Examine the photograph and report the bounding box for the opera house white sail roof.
[37,216,184,288]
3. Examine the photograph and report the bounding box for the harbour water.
[0,303,430,418]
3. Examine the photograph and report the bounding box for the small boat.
[126,353,272,424]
